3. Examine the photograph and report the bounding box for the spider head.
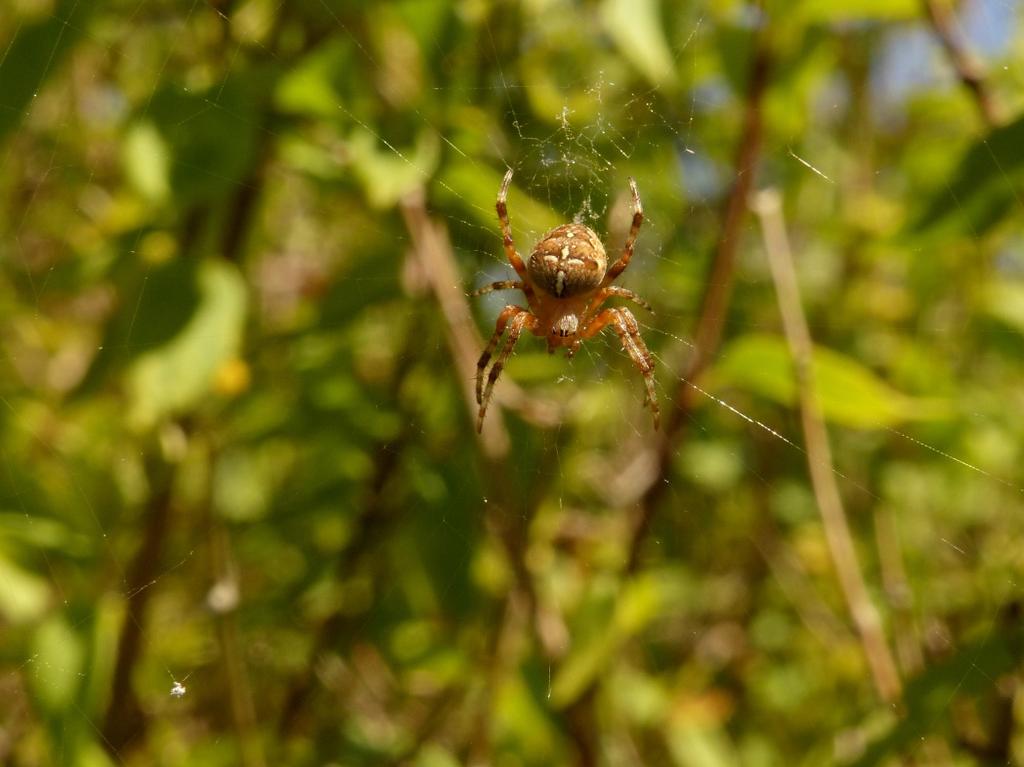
[547,312,580,351]
[528,224,607,298]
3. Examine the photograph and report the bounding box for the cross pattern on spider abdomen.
[527,224,607,298]
[472,168,658,433]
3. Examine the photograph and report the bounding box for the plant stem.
[626,14,772,572]
[922,0,1002,127]
[751,187,902,703]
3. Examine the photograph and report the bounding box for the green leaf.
[790,0,919,22]
[600,0,677,88]
[126,259,247,428]
[0,512,91,556]
[0,0,98,140]
[711,334,947,429]
[31,615,85,713]
[77,256,204,398]
[213,442,294,521]
[493,672,564,761]
[549,624,618,708]
[437,163,561,235]
[551,572,686,706]
[145,72,268,206]
[122,121,171,203]
[851,626,1024,766]
[415,745,461,767]
[76,740,117,767]
[983,280,1024,332]
[667,725,738,767]
[349,127,439,209]
[275,39,353,119]
[912,112,1024,237]
[0,551,50,624]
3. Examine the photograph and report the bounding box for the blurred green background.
[2,0,1024,765]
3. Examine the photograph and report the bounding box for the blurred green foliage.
[1,0,1024,765]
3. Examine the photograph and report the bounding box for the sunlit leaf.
[387,0,450,59]
[123,121,171,203]
[275,39,353,118]
[349,127,439,209]
[213,442,294,521]
[493,672,564,762]
[791,0,919,21]
[30,615,84,713]
[600,0,677,88]
[146,72,268,206]
[711,334,948,428]
[415,745,461,767]
[852,626,1024,766]
[0,551,50,623]
[551,572,687,706]
[0,512,91,556]
[126,260,247,428]
[279,134,345,180]
[75,740,116,767]
[982,279,1024,332]
[0,0,98,140]
[549,624,618,708]
[912,112,1024,237]
[437,163,561,235]
[667,724,737,767]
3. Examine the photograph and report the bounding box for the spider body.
[472,169,658,432]
[526,223,607,350]
[527,223,607,299]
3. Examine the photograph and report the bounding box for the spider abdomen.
[527,224,607,297]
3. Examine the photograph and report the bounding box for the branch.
[101,464,174,753]
[399,190,563,459]
[751,187,902,704]
[209,520,266,767]
[277,428,409,735]
[625,19,773,572]
[400,190,575,759]
[400,189,570,644]
[922,0,1002,127]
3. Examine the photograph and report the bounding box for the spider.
[473,169,658,433]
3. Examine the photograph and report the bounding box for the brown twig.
[277,265,436,735]
[400,191,578,759]
[101,31,280,746]
[922,0,1002,127]
[400,192,568,651]
[543,20,774,762]
[401,192,512,459]
[625,17,773,572]
[751,187,902,704]
[399,190,562,457]
[874,507,955,765]
[873,508,923,678]
[277,428,409,734]
[208,519,266,767]
[101,461,174,753]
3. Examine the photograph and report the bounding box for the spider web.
[1,1,1024,765]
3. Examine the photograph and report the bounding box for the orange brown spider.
[473,169,658,432]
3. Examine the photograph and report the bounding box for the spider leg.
[604,285,653,312]
[470,280,527,297]
[496,169,529,281]
[477,310,538,432]
[586,285,654,315]
[580,307,659,429]
[604,177,643,284]
[476,305,526,406]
